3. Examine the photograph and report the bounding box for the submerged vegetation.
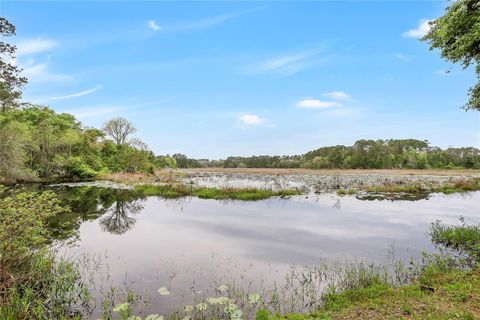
[135,184,301,201]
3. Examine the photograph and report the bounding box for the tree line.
[1,15,479,183]
[217,139,480,170]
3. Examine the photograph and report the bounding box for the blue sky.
[3,1,479,158]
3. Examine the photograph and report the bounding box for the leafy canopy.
[422,0,480,111]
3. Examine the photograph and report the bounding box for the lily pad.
[184,305,194,313]
[248,293,261,304]
[113,302,130,313]
[217,284,229,292]
[207,296,232,305]
[195,302,208,311]
[157,287,171,296]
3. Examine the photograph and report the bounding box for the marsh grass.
[430,218,480,265]
[364,178,480,194]
[135,184,301,201]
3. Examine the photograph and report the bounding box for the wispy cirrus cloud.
[16,37,58,57]
[395,53,412,62]
[243,48,324,76]
[26,85,102,104]
[22,61,71,83]
[15,37,69,84]
[403,19,432,39]
[172,6,266,32]
[50,85,103,100]
[66,96,176,119]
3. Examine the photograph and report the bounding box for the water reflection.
[100,199,144,234]
[48,187,150,240]
[45,186,479,314]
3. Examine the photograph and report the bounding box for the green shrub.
[0,191,91,318]
[430,219,480,264]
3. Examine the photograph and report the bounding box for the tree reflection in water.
[100,199,144,234]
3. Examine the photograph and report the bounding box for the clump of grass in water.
[336,188,357,196]
[366,178,480,195]
[135,184,301,201]
[430,218,480,265]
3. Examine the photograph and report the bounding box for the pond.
[46,185,479,316]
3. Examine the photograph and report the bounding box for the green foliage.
[365,179,480,194]
[0,191,91,319]
[155,155,177,169]
[0,191,66,271]
[431,219,480,264]
[222,139,480,170]
[172,153,202,168]
[0,106,159,181]
[135,184,301,200]
[422,0,480,111]
[0,17,28,112]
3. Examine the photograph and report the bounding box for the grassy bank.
[135,184,301,200]
[257,268,480,319]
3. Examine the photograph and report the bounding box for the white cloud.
[297,98,341,109]
[237,114,275,127]
[174,7,266,32]
[244,51,314,76]
[395,53,412,62]
[238,114,265,126]
[66,97,176,119]
[68,106,124,119]
[16,37,58,57]
[50,85,102,100]
[148,20,162,32]
[323,91,351,101]
[402,19,432,39]
[22,62,71,83]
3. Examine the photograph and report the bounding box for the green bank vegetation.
[337,178,480,196]
[0,187,91,319]
[135,184,301,201]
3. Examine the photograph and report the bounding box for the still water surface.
[50,187,479,314]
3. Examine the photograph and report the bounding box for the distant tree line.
[219,139,480,170]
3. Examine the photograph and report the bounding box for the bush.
[0,191,91,318]
[55,156,99,179]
